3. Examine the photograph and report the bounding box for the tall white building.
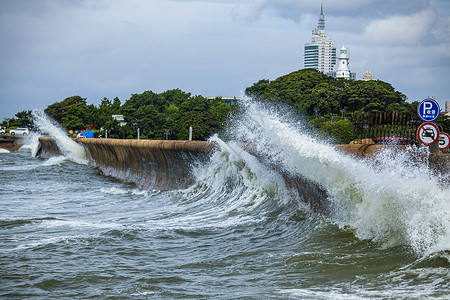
[303,5,336,75]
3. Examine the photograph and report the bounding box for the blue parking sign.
[417,98,440,122]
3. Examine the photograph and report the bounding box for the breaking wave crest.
[31,110,87,164]
[214,98,450,257]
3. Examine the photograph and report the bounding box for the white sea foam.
[99,186,158,197]
[39,219,123,230]
[32,109,87,164]
[227,98,450,256]
[187,135,293,218]
[0,148,10,154]
[0,154,68,171]
[16,132,42,156]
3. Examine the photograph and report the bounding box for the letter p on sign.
[423,102,433,114]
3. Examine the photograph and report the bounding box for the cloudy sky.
[0,0,449,121]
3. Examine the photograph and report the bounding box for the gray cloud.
[0,0,449,121]
[235,0,435,22]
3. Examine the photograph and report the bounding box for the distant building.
[446,101,450,113]
[112,114,127,126]
[363,70,374,80]
[303,4,336,75]
[207,97,240,105]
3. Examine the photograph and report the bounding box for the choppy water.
[0,103,449,299]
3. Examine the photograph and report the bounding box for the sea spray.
[0,153,68,172]
[186,135,293,219]
[227,97,450,256]
[31,110,87,164]
[18,132,42,157]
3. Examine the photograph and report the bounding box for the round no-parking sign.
[439,132,450,150]
[417,122,440,146]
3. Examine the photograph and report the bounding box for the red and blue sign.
[417,98,440,122]
[417,122,440,146]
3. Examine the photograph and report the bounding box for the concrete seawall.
[37,137,216,190]
[37,137,449,212]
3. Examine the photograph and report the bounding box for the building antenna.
[318,3,325,30]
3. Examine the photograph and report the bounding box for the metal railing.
[353,112,422,145]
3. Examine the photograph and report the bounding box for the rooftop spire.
[317,4,325,30]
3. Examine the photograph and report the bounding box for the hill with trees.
[245,69,442,143]
[245,69,415,115]
[2,69,448,143]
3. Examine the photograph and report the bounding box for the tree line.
[1,89,235,141]
[245,69,449,143]
[2,69,448,143]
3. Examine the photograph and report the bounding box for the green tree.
[176,95,233,140]
[311,117,354,144]
[246,69,409,116]
[135,104,158,138]
[96,97,122,130]
[245,79,270,99]
[45,96,88,123]
[14,110,33,128]
[245,69,412,143]
[160,89,191,106]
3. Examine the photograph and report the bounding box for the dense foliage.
[39,89,233,140]
[1,110,34,129]
[245,69,414,116]
[245,69,438,143]
[114,89,232,140]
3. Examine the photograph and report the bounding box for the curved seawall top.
[77,138,216,190]
[37,137,215,190]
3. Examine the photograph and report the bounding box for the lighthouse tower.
[336,45,350,79]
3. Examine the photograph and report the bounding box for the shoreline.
[0,137,22,152]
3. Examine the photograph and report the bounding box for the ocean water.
[0,103,449,299]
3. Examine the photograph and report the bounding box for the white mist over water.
[31,110,87,164]
[19,132,42,157]
[0,155,68,172]
[189,135,293,219]
[225,98,450,256]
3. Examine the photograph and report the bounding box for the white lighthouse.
[336,45,350,79]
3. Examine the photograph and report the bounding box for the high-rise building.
[303,4,336,75]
